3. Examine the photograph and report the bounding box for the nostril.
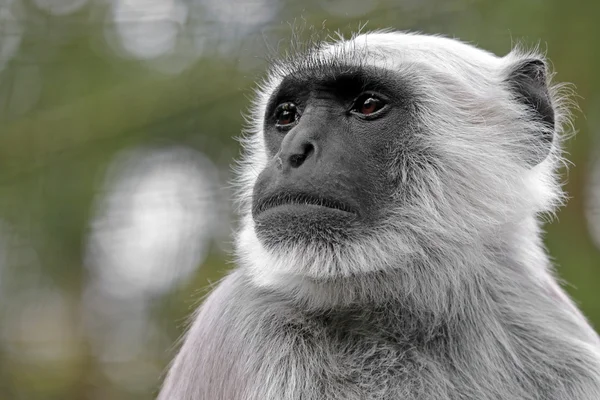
[289,142,315,169]
[304,142,315,159]
[289,154,305,168]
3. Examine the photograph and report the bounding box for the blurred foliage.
[0,0,598,399]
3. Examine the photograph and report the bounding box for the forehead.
[347,32,500,66]
[267,32,502,91]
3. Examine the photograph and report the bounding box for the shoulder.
[157,269,296,400]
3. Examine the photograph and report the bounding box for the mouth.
[253,191,358,218]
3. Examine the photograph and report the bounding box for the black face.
[252,65,415,247]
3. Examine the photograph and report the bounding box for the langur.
[158,31,600,400]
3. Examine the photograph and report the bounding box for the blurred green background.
[0,0,598,399]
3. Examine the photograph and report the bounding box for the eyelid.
[352,90,388,103]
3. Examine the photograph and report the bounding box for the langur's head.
[234,31,572,289]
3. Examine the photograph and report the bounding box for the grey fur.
[158,31,600,400]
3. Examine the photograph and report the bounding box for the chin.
[236,213,416,289]
[253,203,359,248]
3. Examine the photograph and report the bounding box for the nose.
[279,129,318,171]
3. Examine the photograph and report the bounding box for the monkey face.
[251,65,415,248]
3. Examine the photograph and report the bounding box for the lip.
[253,192,358,218]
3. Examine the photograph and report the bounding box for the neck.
[245,217,556,328]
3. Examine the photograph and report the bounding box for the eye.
[351,93,387,117]
[274,102,300,128]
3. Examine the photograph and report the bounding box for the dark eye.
[351,93,387,117]
[274,102,299,128]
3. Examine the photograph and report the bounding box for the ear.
[506,58,555,164]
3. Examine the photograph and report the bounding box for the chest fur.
[237,314,599,400]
